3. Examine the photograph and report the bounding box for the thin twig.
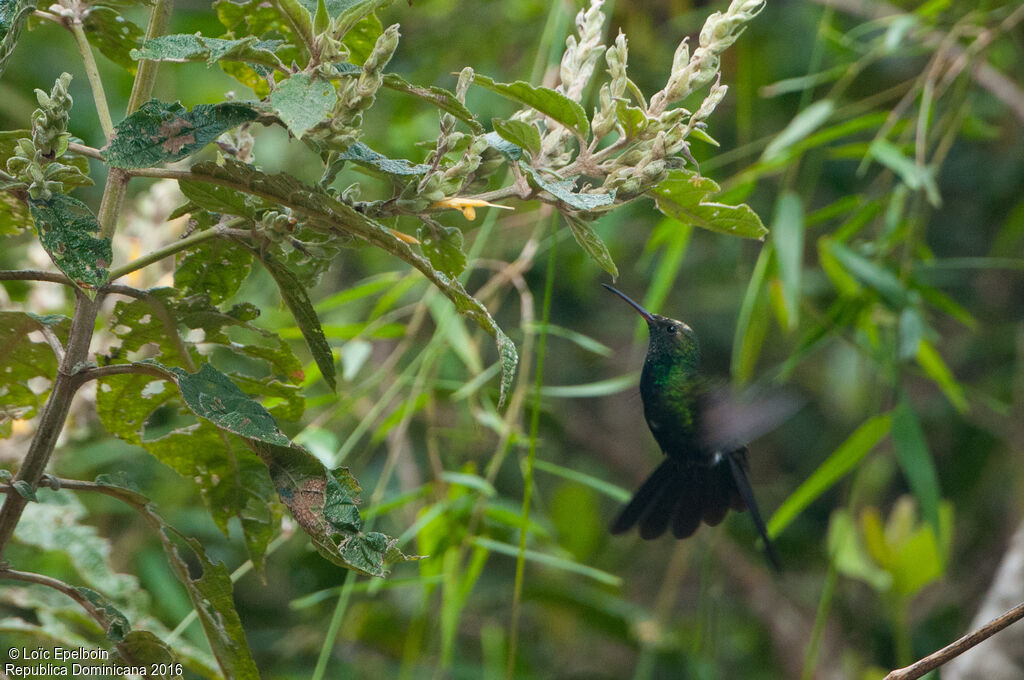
[883,601,1024,680]
[67,141,104,160]
[72,362,170,386]
[0,565,115,632]
[0,270,73,285]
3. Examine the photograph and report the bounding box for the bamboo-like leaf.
[767,412,893,538]
[891,397,942,536]
[916,339,968,413]
[762,99,835,161]
[772,192,804,330]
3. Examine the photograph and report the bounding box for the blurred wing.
[699,386,803,453]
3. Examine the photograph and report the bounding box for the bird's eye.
[666,325,678,334]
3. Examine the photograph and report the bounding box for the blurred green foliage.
[1,0,1023,678]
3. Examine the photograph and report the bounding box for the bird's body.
[603,284,780,569]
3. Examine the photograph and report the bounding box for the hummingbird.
[602,284,781,570]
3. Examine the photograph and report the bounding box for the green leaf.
[15,494,144,605]
[340,10,382,65]
[83,6,144,71]
[189,158,518,406]
[869,139,941,207]
[27,194,112,293]
[762,99,835,161]
[178,178,264,217]
[382,73,484,134]
[482,130,522,160]
[0,0,36,78]
[522,166,614,211]
[249,440,418,576]
[0,311,67,437]
[768,412,893,538]
[891,397,942,536]
[417,219,466,278]
[491,118,541,156]
[11,479,36,501]
[827,509,892,591]
[469,536,621,586]
[131,34,284,66]
[771,192,804,330]
[826,240,908,307]
[257,251,336,390]
[916,339,968,413]
[269,72,336,138]
[472,74,590,137]
[103,99,260,168]
[165,534,260,679]
[731,246,771,384]
[174,239,253,304]
[169,362,291,445]
[332,141,431,177]
[648,169,768,240]
[113,631,182,671]
[563,213,617,277]
[75,587,130,641]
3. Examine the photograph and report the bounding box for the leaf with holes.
[563,213,617,277]
[0,312,68,437]
[174,239,253,304]
[103,99,260,168]
[83,6,144,71]
[648,169,767,240]
[27,194,112,293]
[417,219,466,277]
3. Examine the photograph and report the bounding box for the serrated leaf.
[257,251,336,390]
[165,535,260,679]
[563,213,617,277]
[168,362,291,445]
[417,219,465,277]
[522,166,614,211]
[482,130,522,160]
[382,73,484,134]
[103,99,260,169]
[189,158,518,405]
[473,74,590,138]
[83,6,144,71]
[249,439,417,576]
[75,587,130,641]
[269,72,336,138]
[174,239,253,304]
[648,169,767,240]
[178,178,263,217]
[0,0,36,78]
[131,33,284,66]
[27,194,112,293]
[0,311,67,436]
[492,118,541,156]
[333,141,430,177]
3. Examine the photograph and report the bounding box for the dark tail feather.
[726,453,782,572]
[611,459,737,541]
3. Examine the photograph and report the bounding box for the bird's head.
[602,284,699,361]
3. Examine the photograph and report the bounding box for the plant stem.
[69,22,113,139]
[505,212,557,680]
[127,0,174,116]
[0,293,99,558]
[0,269,73,285]
[105,220,247,282]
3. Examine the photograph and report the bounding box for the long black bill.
[601,284,655,323]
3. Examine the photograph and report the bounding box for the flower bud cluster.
[307,25,400,150]
[650,0,764,115]
[592,32,629,141]
[3,73,90,200]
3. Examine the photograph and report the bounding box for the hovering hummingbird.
[602,284,782,570]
